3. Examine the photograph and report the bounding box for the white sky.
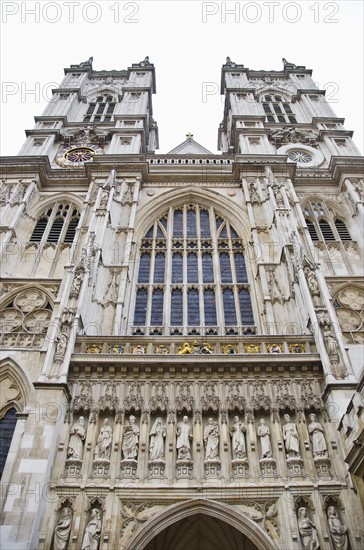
[1,1,363,155]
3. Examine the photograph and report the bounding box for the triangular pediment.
[168,135,212,155]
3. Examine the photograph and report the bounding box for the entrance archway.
[129,499,277,550]
[143,513,258,550]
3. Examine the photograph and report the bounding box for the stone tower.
[0,56,363,550]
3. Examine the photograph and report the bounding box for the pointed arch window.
[304,200,352,243]
[30,203,80,245]
[132,205,254,335]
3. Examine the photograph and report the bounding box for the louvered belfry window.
[30,203,80,244]
[133,205,254,335]
[304,200,351,243]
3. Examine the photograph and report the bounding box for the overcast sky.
[1,1,363,155]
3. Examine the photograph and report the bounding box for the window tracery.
[333,286,364,344]
[30,203,80,244]
[132,205,254,336]
[304,200,351,243]
[84,94,116,123]
[261,94,297,124]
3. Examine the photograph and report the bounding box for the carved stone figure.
[53,506,73,550]
[81,508,101,550]
[308,414,328,457]
[257,419,272,459]
[204,418,220,460]
[149,417,166,460]
[297,507,319,550]
[249,180,261,203]
[282,57,297,69]
[55,331,68,360]
[282,414,301,458]
[327,505,348,550]
[121,183,134,205]
[70,268,85,297]
[272,184,284,207]
[67,417,86,460]
[176,416,193,460]
[94,419,112,460]
[323,327,339,359]
[230,416,247,459]
[304,267,320,303]
[122,415,140,459]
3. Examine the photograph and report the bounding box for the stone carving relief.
[0,288,53,348]
[121,183,134,206]
[102,270,119,307]
[248,179,262,204]
[175,381,194,412]
[200,380,220,412]
[266,267,286,304]
[73,380,93,413]
[270,127,318,148]
[61,125,110,146]
[99,381,118,412]
[120,502,163,550]
[124,381,144,412]
[234,501,279,542]
[149,381,169,412]
[225,380,245,411]
[333,286,364,344]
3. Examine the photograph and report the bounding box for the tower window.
[261,94,296,124]
[84,95,116,122]
[304,200,352,243]
[30,203,80,245]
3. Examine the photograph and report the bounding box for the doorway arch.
[129,499,277,550]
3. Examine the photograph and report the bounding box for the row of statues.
[67,413,328,464]
[53,503,349,550]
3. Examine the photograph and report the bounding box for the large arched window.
[304,200,351,243]
[132,205,254,336]
[30,203,80,244]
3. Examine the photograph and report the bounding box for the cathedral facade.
[0,56,363,550]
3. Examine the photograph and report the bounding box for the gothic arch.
[300,195,350,220]
[134,187,251,244]
[31,193,83,218]
[0,282,56,310]
[0,357,34,418]
[129,499,278,550]
[86,88,120,101]
[257,86,293,101]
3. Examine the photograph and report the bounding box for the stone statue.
[327,505,348,550]
[53,506,73,550]
[70,268,84,297]
[55,331,68,360]
[249,180,261,203]
[282,58,297,69]
[122,415,140,459]
[81,508,101,550]
[308,414,328,457]
[297,507,319,550]
[282,414,301,458]
[149,417,166,460]
[304,267,320,302]
[204,418,219,460]
[229,416,247,459]
[176,416,193,460]
[94,419,112,460]
[67,417,86,460]
[257,419,272,459]
[323,327,339,359]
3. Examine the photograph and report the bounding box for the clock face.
[55,142,103,167]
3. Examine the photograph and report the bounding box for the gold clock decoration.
[55,142,104,167]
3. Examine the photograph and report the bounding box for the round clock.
[55,142,103,167]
